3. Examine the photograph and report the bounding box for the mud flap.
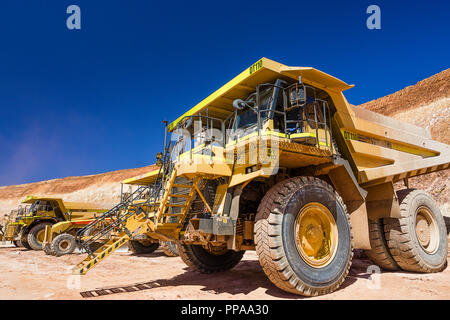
[328,159,371,250]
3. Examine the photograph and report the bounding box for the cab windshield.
[236,109,257,129]
[228,85,274,141]
[30,200,53,214]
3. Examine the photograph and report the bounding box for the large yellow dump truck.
[17,196,108,251]
[0,206,30,247]
[73,58,449,296]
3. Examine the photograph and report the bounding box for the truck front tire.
[177,243,244,273]
[43,243,55,255]
[19,231,32,250]
[161,241,179,257]
[127,240,159,254]
[27,222,53,250]
[255,176,353,296]
[52,233,76,256]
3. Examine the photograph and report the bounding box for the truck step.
[169,194,189,198]
[172,184,193,189]
[167,203,186,207]
[156,223,181,229]
[72,235,129,275]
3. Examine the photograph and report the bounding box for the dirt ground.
[0,243,449,300]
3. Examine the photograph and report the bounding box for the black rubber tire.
[161,241,179,257]
[52,233,76,256]
[127,240,159,254]
[364,219,399,271]
[384,189,448,273]
[254,176,353,296]
[177,243,245,273]
[43,243,55,255]
[19,232,32,250]
[445,215,450,239]
[27,222,53,250]
[13,240,21,248]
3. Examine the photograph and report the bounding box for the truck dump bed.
[342,104,450,186]
[22,195,109,220]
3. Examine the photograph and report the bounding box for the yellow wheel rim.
[415,206,438,254]
[295,202,338,268]
[36,229,45,244]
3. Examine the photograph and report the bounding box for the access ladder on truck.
[72,147,206,275]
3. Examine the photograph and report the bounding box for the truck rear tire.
[19,232,32,250]
[43,243,55,255]
[27,222,53,250]
[52,234,76,256]
[177,243,244,273]
[161,241,179,257]
[255,176,353,296]
[384,189,448,273]
[364,219,399,271]
[127,240,159,254]
[13,240,21,247]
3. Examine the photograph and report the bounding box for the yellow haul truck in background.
[72,58,449,296]
[0,206,31,247]
[16,196,108,252]
[37,184,178,257]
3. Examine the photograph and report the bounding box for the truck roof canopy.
[22,195,109,211]
[168,57,353,131]
[122,169,160,185]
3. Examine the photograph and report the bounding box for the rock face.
[359,69,449,213]
[0,165,157,220]
[0,69,448,220]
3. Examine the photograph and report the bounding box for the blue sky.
[0,0,448,186]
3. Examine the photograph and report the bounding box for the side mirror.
[183,118,193,129]
[232,99,246,110]
[156,159,163,167]
[155,152,163,160]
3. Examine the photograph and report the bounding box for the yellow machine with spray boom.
[72,58,449,296]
